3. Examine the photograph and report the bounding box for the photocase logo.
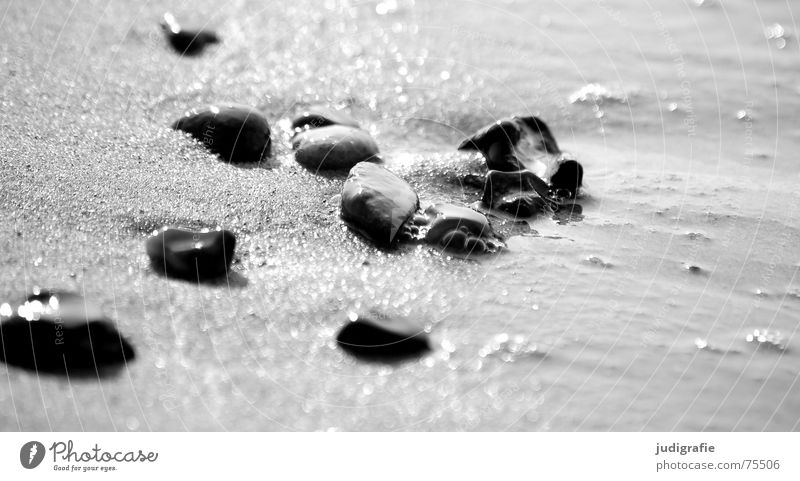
[20,441,46,469]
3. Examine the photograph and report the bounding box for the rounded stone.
[293,125,379,171]
[146,227,236,280]
[548,156,584,198]
[423,203,491,244]
[172,105,271,163]
[340,162,419,246]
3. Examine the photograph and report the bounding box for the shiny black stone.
[146,227,236,281]
[336,314,430,361]
[172,105,271,164]
[548,158,584,198]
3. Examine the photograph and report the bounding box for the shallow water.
[0,0,798,431]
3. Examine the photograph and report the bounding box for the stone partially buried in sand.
[291,107,360,132]
[340,162,419,246]
[418,203,503,254]
[0,290,135,375]
[293,125,379,171]
[172,105,271,163]
[146,227,236,280]
[336,312,430,361]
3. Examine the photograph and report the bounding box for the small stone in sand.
[418,203,502,254]
[293,125,379,171]
[336,312,430,361]
[340,162,418,246]
[172,105,271,164]
[146,227,236,280]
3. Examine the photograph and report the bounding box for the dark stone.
[290,107,360,132]
[517,116,560,155]
[413,203,504,254]
[161,13,220,56]
[482,169,553,208]
[293,125,379,171]
[548,156,584,198]
[458,116,560,155]
[336,313,430,361]
[340,162,419,246]
[146,227,236,280]
[172,105,271,163]
[0,291,135,375]
[484,145,527,172]
[458,116,560,171]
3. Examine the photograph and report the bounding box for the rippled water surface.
[1,0,798,430]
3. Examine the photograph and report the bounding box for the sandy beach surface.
[1,0,799,430]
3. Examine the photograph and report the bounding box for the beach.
[0,0,799,430]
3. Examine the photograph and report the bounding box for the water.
[0,0,798,431]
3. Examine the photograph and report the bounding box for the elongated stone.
[0,290,135,375]
[340,162,419,246]
[336,312,430,361]
[293,125,379,171]
[146,227,236,280]
[172,105,271,163]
